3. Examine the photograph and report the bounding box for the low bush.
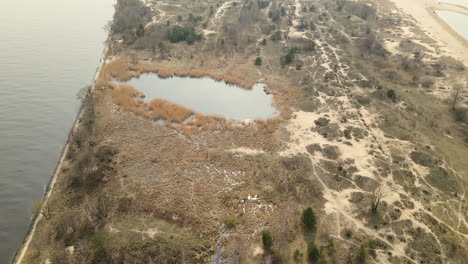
[420,76,435,88]
[454,107,468,123]
[91,232,110,261]
[307,242,320,262]
[262,231,273,252]
[356,244,368,263]
[225,217,237,228]
[293,249,302,261]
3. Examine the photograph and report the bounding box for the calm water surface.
[436,10,468,41]
[124,74,279,120]
[0,0,114,261]
[437,0,468,9]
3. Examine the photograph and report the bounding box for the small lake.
[123,74,279,120]
[436,10,468,41]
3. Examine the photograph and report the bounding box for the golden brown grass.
[101,58,255,89]
[381,67,411,84]
[148,99,194,123]
[100,57,287,138]
[112,84,141,108]
[100,58,135,82]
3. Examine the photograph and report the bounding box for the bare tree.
[84,195,107,222]
[452,83,464,111]
[371,185,384,213]
[41,202,51,220]
[76,149,96,180]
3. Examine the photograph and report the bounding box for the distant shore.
[391,0,468,65]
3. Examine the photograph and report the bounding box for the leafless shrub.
[76,85,91,102]
[53,212,88,243]
[73,127,88,149]
[413,51,425,63]
[117,196,134,214]
[133,24,168,51]
[344,1,377,21]
[83,195,107,222]
[41,202,51,220]
[432,62,446,77]
[381,67,411,84]
[360,32,387,57]
[75,148,97,180]
[371,185,384,213]
[454,107,468,123]
[420,76,435,88]
[451,83,464,111]
[401,53,415,71]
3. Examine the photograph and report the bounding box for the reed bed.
[102,57,285,138]
[148,99,194,123]
[112,84,141,108]
[100,58,135,82]
[100,58,257,89]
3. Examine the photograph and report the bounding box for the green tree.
[262,231,273,252]
[302,207,317,231]
[271,31,282,41]
[308,242,320,262]
[136,24,145,37]
[387,89,397,102]
[168,26,201,44]
[281,47,298,65]
[255,57,262,66]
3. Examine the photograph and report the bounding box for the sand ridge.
[390,0,468,65]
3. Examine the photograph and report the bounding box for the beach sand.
[391,0,468,65]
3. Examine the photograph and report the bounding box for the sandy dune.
[391,0,468,65]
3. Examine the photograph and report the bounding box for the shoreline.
[11,45,109,264]
[390,0,468,66]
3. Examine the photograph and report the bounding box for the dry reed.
[100,57,285,138]
[148,99,194,123]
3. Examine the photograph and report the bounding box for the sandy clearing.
[228,147,265,156]
[389,0,468,65]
